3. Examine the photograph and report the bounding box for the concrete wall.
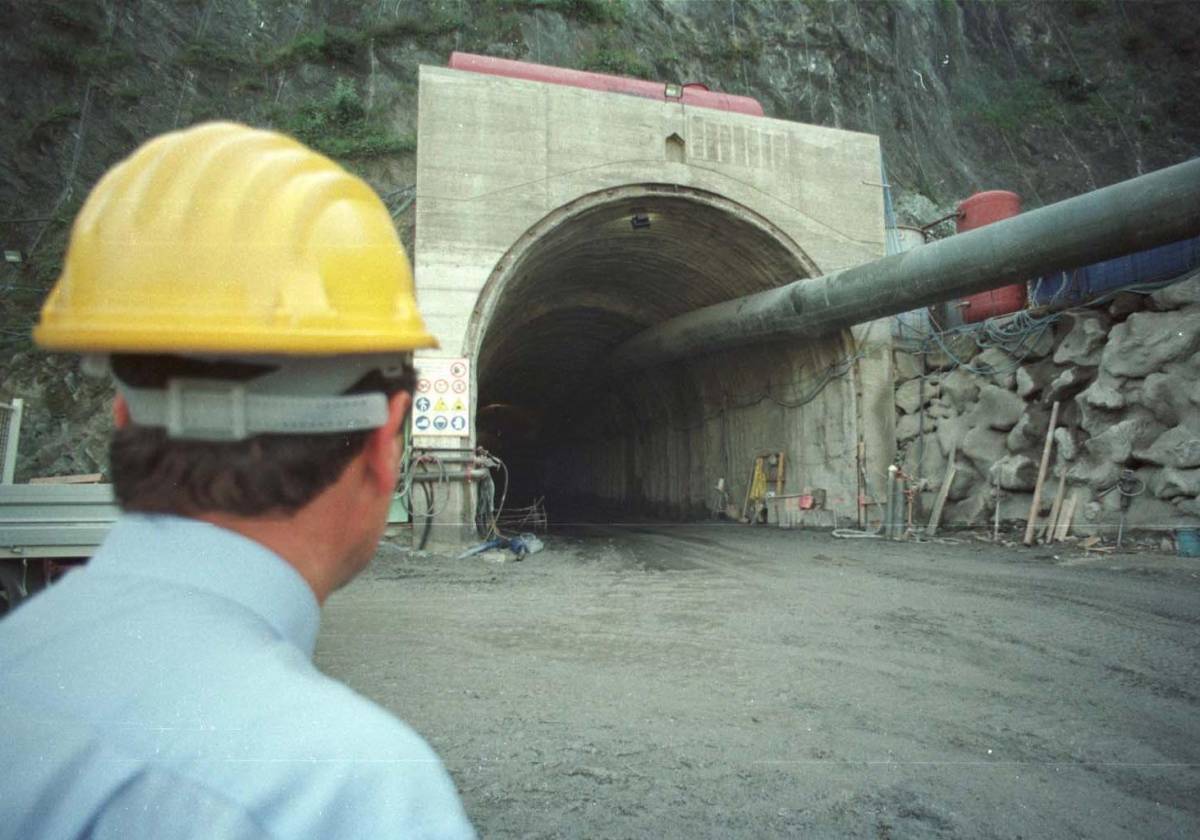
[414,65,889,536]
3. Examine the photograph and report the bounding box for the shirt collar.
[89,514,321,657]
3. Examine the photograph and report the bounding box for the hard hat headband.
[102,353,412,441]
[118,380,389,441]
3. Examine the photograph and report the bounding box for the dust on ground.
[316,524,1200,839]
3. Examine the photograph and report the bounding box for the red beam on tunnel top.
[448,51,765,117]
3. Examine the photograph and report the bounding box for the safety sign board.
[412,356,470,439]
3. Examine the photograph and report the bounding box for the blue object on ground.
[1178,528,1200,558]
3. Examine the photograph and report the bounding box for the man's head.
[34,122,438,598]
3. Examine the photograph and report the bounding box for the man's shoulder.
[270,667,441,758]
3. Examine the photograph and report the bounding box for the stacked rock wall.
[893,275,1200,537]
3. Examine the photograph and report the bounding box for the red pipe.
[448,52,764,117]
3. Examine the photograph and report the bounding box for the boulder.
[961,425,1008,475]
[1140,372,1195,427]
[1021,326,1056,360]
[939,367,980,413]
[893,351,923,382]
[1108,291,1146,319]
[1045,366,1094,405]
[1078,376,1125,410]
[936,413,972,458]
[1015,357,1061,401]
[1125,495,1190,531]
[1015,366,1036,398]
[1135,425,1200,469]
[1058,398,1082,431]
[926,398,954,419]
[946,464,978,502]
[946,490,989,524]
[991,454,1039,491]
[1148,273,1200,310]
[895,378,925,415]
[1100,309,1200,378]
[1174,496,1200,519]
[1006,408,1048,453]
[1074,392,1122,438]
[973,347,1017,390]
[902,436,946,486]
[974,384,1025,431]
[1053,426,1078,461]
[1149,468,1200,500]
[1067,458,1120,491]
[1053,311,1111,367]
[896,413,924,444]
[1084,415,1165,465]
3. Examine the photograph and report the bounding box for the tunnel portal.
[413,64,890,542]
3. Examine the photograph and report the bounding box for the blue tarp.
[1031,235,1200,307]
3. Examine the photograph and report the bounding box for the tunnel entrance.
[469,185,816,524]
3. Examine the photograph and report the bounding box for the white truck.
[0,399,120,615]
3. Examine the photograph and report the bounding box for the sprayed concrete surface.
[316,526,1200,839]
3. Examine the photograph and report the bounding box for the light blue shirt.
[0,514,475,839]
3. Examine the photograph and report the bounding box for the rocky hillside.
[1,0,1198,480]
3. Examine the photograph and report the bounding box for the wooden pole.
[926,446,957,538]
[1040,472,1067,543]
[1023,401,1060,546]
[1054,490,1081,542]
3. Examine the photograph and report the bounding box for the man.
[0,123,475,838]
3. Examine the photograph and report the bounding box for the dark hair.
[109,355,415,517]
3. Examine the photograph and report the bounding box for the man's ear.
[113,394,131,429]
[363,391,412,495]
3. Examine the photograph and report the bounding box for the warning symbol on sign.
[412,357,471,440]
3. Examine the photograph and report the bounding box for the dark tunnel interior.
[473,190,811,522]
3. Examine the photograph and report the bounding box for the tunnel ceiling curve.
[474,186,814,431]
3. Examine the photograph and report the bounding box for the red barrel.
[448,52,764,117]
[956,190,1025,322]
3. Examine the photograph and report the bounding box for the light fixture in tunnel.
[630,213,651,230]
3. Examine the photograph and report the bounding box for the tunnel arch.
[464,184,864,517]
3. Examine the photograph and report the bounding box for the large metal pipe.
[611,158,1200,370]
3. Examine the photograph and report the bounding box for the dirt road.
[316,525,1200,838]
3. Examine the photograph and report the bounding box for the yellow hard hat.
[34,121,437,355]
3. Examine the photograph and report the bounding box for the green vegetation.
[271,79,415,160]
[717,37,763,66]
[268,26,361,69]
[31,35,132,74]
[508,0,628,25]
[39,1,103,36]
[369,9,467,42]
[182,36,253,71]
[581,30,651,77]
[967,78,1057,132]
[21,104,81,149]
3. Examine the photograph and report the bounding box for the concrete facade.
[414,65,890,540]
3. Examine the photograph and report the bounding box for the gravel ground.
[315,524,1200,839]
